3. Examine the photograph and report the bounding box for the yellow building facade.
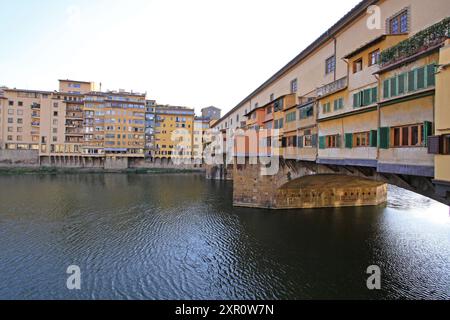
[152,105,195,162]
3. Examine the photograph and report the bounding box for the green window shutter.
[319,136,326,149]
[408,70,416,92]
[312,134,318,147]
[298,136,304,148]
[427,64,436,87]
[371,87,378,104]
[339,98,344,109]
[327,103,331,113]
[390,77,397,97]
[353,93,360,108]
[423,121,433,147]
[417,67,425,89]
[383,79,390,99]
[379,127,390,149]
[370,130,378,147]
[398,73,406,95]
[334,99,338,110]
[362,89,371,106]
[345,133,353,149]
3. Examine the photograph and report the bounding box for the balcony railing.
[316,77,348,97]
[381,17,450,67]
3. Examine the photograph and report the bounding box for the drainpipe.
[333,37,337,82]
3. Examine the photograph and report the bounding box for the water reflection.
[0,174,449,300]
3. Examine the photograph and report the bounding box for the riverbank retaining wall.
[0,150,39,167]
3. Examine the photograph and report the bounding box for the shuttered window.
[417,67,425,89]
[398,73,406,95]
[427,64,436,86]
[362,89,371,106]
[408,70,416,92]
[383,79,390,99]
[390,77,397,97]
[353,92,361,108]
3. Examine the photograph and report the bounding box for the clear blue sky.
[0,0,361,114]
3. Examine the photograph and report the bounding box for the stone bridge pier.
[232,157,448,209]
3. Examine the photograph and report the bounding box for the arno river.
[0,173,449,300]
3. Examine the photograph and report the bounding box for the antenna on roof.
[99,82,102,92]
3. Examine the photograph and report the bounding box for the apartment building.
[0,80,147,167]
[213,0,450,196]
[152,105,195,162]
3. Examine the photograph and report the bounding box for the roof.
[213,0,378,128]
[59,79,93,84]
[343,34,387,59]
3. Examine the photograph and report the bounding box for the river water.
[0,173,449,300]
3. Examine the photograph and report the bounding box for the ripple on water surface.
[0,174,449,299]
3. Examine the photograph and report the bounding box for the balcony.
[31,103,40,110]
[316,77,348,98]
[31,121,40,127]
[380,17,450,68]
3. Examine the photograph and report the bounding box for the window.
[8,101,13,106]
[369,50,380,66]
[17,118,23,124]
[325,56,335,74]
[287,136,297,147]
[7,135,13,141]
[8,118,13,123]
[8,109,14,115]
[299,105,314,119]
[254,103,258,109]
[353,58,363,73]
[18,101,23,106]
[17,110,23,116]
[322,102,331,114]
[270,94,275,102]
[354,132,370,147]
[286,111,296,123]
[391,123,427,147]
[53,111,58,116]
[303,130,313,147]
[274,118,284,129]
[353,87,378,107]
[389,10,408,34]
[290,79,298,93]
[383,64,436,99]
[334,98,344,110]
[326,135,340,148]
[7,127,13,132]
[17,127,23,133]
[54,102,59,108]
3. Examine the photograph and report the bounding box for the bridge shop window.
[383,64,436,99]
[319,134,341,149]
[299,104,314,119]
[428,135,450,155]
[390,122,432,148]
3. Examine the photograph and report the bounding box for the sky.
[0,0,362,114]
